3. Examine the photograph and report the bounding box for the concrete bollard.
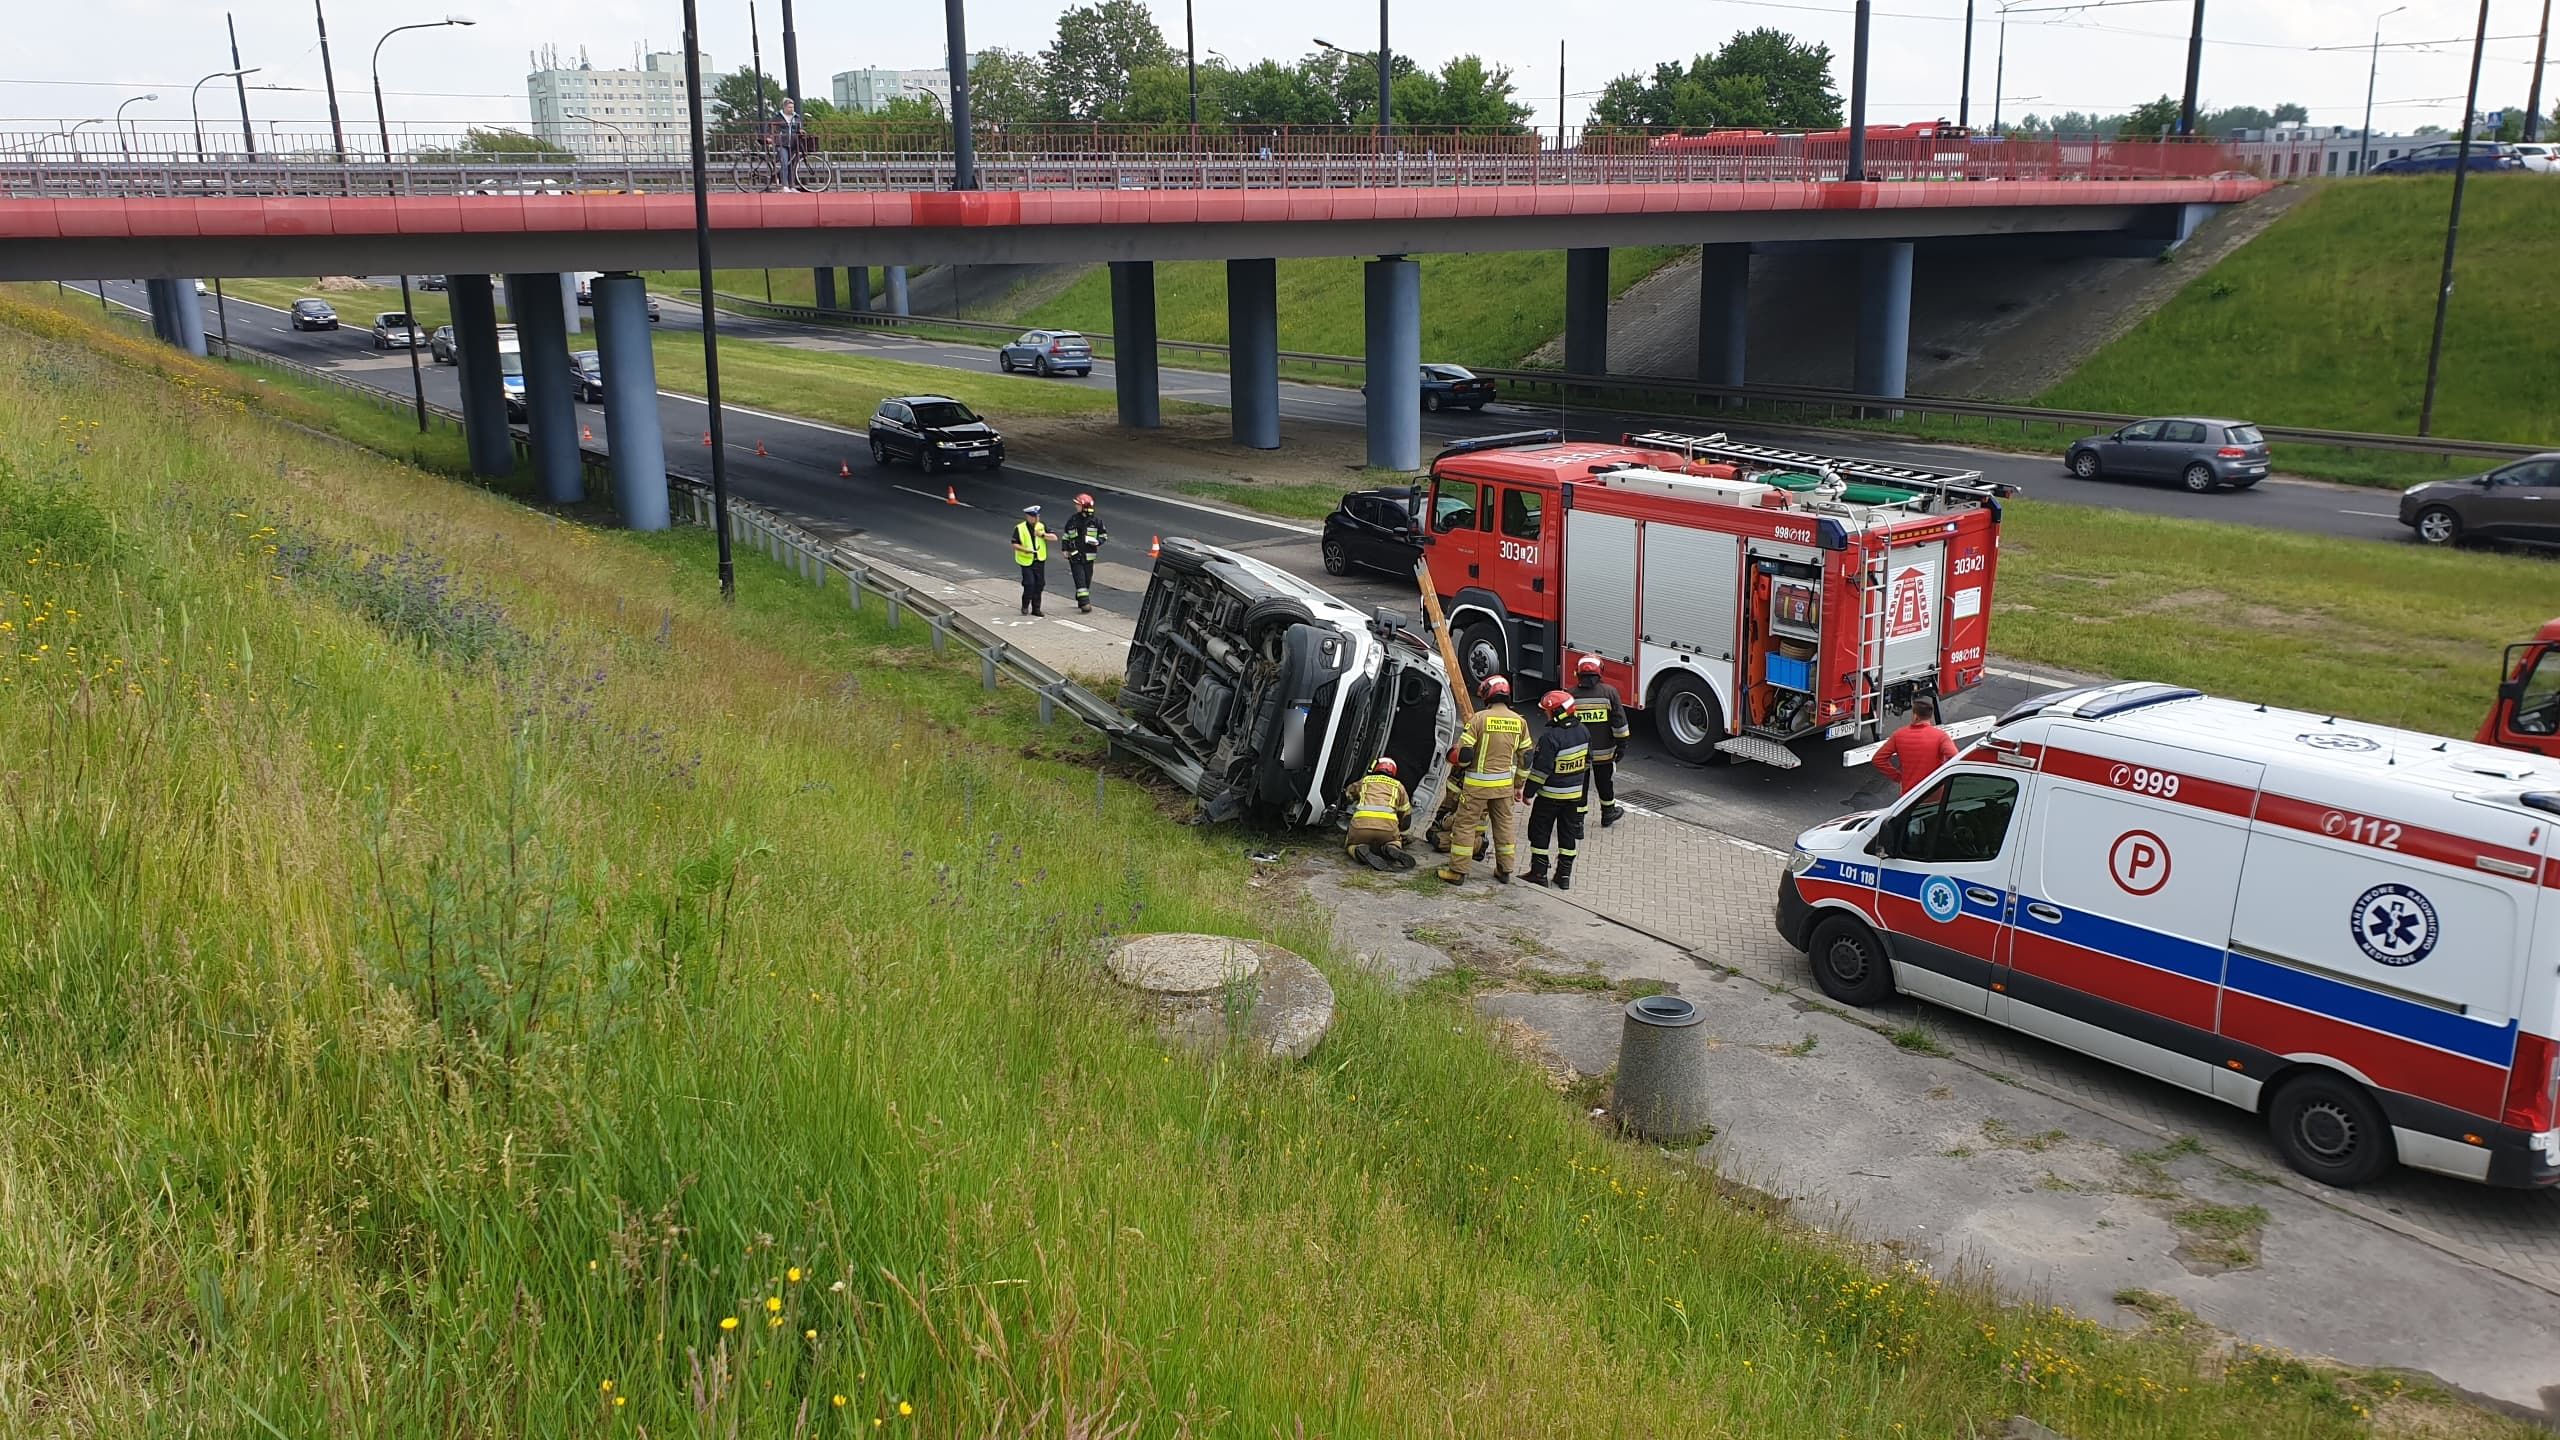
[1612,995,1711,1143]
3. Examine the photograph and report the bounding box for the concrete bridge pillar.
[1853,240,1914,401]
[847,266,871,313]
[561,273,583,336]
[813,266,838,310]
[1564,246,1611,376]
[1364,256,1422,472]
[884,265,910,316]
[447,274,513,479]
[503,271,585,505]
[145,278,207,356]
[1226,258,1279,450]
[592,273,669,532]
[1109,260,1162,430]
[1697,244,1750,389]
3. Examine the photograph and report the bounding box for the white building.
[528,49,713,161]
[830,61,969,115]
[2222,124,2436,179]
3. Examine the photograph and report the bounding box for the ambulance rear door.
[2004,727,2261,1097]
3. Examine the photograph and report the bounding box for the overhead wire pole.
[2420,0,2494,437]
[2360,7,2407,177]
[1377,0,1392,140]
[946,0,976,189]
[227,13,258,155]
[1959,0,1976,129]
[314,0,347,162]
[2529,0,2552,140]
[1845,0,1872,181]
[2178,0,2206,135]
[1185,0,1198,128]
[682,0,738,599]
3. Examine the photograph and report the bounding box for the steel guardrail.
[691,291,2543,464]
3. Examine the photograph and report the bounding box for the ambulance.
[1775,681,2560,1189]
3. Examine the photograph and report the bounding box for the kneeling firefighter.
[1341,757,1415,871]
[1520,689,1591,889]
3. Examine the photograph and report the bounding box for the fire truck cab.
[1422,431,2013,768]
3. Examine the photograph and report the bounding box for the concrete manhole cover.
[1105,933,1263,995]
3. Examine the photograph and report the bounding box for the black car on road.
[1322,486,1424,578]
[2065,416,2270,492]
[290,298,340,331]
[417,274,448,291]
[1361,364,1497,413]
[571,350,605,403]
[868,395,1005,473]
[2400,453,2560,548]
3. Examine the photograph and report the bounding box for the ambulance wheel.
[1650,671,1727,765]
[1807,915,1894,1007]
[2265,1071,2395,1188]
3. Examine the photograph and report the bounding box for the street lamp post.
[1186,0,1199,128]
[191,68,258,162]
[2359,6,2407,176]
[373,15,474,434]
[570,112,628,164]
[2420,0,2494,437]
[315,0,349,163]
[1314,30,1393,139]
[2177,0,2206,136]
[1845,0,1872,180]
[2528,0,2551,141]
[67,119,104,162]
[680,0,739,599]
[1992,3,2013,135]
[115,93,159,159]
[227,13,258,156]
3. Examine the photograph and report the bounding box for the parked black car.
[417,274,448,291]
[1322,486,1424,578]
[1361,364,1497,413]
[429,324,457,363]
[571,350,605,403]
[868,395,1004,473]
[2065,416,2270,492]
[2400,453,2560,547]
[2369,141,2526,175]
[289,298,339,331]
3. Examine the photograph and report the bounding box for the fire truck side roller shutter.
[1561,510,1638,665]
[1639,525,1741,665]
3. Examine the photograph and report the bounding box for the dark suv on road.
[868,395,1004,473]
[2065,416,2270,492]
[2400,453,2560,548]
[289,298,340,331]
[1322,486,1423,578]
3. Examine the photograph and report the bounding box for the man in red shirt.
[1874,697,1958,795]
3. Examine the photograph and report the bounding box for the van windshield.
[499,348,524,379]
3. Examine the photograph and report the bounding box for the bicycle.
[729,125,826,193]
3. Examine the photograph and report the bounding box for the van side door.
[2003,739,2262,1096]
[1869,767,2030,1017]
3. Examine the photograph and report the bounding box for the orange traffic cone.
[581,425,593,442]
[944,485,958,505]
[754,439,769,457]
[839,460,852,478]
[1149,534,1161,559]
[701,431,712,446]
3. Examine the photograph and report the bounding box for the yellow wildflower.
[720,1316,740,1331]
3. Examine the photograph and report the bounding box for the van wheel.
[2265,1071,2395,1188]
[1807,915,1895,1007]
[1649,670,1727,765]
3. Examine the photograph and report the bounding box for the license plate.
[1826,720,1860,740]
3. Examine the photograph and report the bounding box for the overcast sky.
[6,0,2551,139]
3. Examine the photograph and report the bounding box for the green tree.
[809,93,947,153]
[416,127,575,162]
[1216,59,1342,127]
[2119,95,2182,139]
[1042,0,1174,120]
[1589,29,1839,131]
[1116,63,1195,124]
[968,48,1051,130]
[2271,101,2309,125]
[1404,56,1533,132]
[709,67,786,139]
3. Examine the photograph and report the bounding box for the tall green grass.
[0,293,2526,1438]
[2038,177,2560,444]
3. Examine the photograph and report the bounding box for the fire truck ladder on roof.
[1621,431,2012,507]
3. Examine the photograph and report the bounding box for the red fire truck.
[1421,430,2015,769]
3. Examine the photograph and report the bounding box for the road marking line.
[1052,619,1097,634]
[892,484,969,508]
[1985,663,2076,685]
[2339,509,2398,518]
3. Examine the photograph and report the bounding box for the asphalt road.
[79,280,2302,850]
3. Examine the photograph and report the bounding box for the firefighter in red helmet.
[1059,493,1109,614]
[1571,654,1633,827]
[1519,689,1591,889]
[1440,674,1525,884]
[1341,756,1415,871]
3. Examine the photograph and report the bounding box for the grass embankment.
[2035,177,2558,449]
[6,294,2517,1438]
[1000,248,1687,372]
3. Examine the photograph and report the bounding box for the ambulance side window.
[1891,773,2021,864]
[1499,487,1543,540]
[1431,479,1479,534]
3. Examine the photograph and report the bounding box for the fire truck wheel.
[1806,915,1894,1007]
[2265,1071,2395,1188]
[1649,671,1727,765]
[1454,619,1507,694]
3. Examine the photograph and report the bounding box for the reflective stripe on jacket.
[1345,772,1412,826]
[1458,705,1528,789]
[1060,515,1109,558]
[1520,720,1592,801]
[1012,520,1049,567]
[1572,681,1631,756]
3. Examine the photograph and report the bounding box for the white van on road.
[1777,681,2560,1189]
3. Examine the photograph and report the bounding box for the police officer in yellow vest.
[1440,675,1526,885]
[1011,504,1051,616]
[1341,757,1415,871]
